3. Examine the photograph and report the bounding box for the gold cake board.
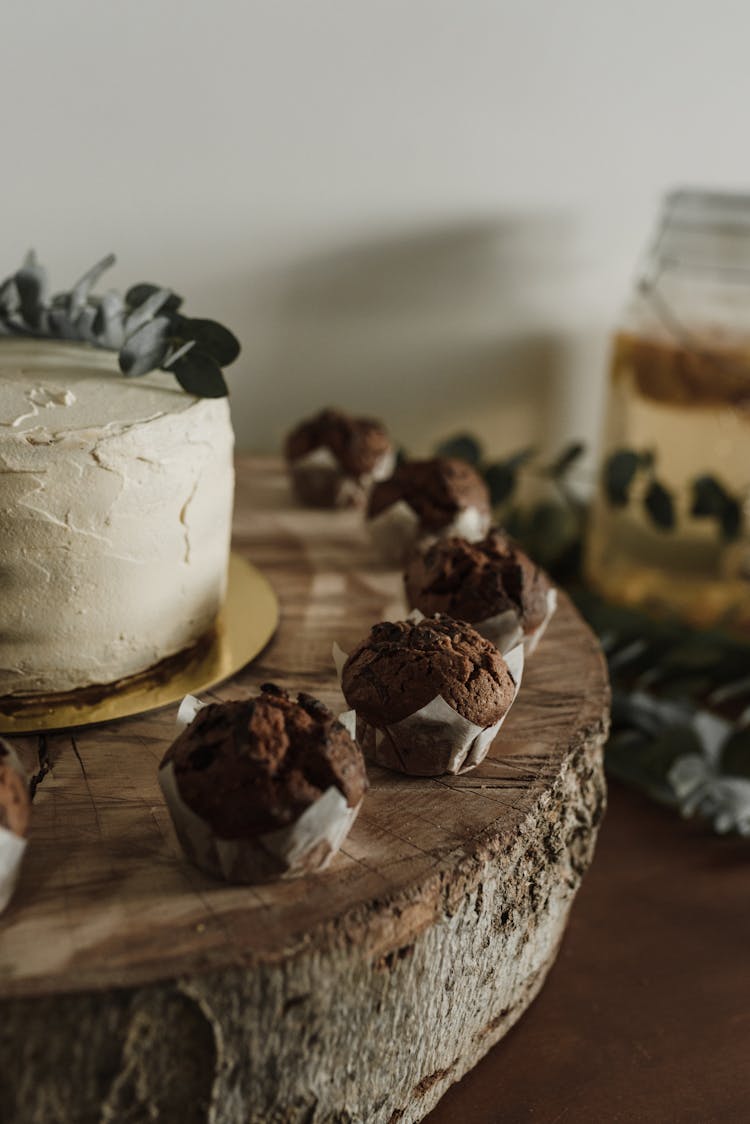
[0,552,279,734]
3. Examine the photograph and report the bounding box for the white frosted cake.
[0,254,238,700]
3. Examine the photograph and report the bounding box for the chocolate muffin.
[404,531,557,656]
[159,684,367,884]
[366,457,491,564]
[340,615,523,776]
[285,407,394,508]
[0,738,29,913]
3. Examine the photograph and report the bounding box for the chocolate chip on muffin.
[340,615,523,776]
[285,408,394,508]
[0,738,30,913]
[159,684,367,883]
[404,531,557,655]
[366,457,491,564]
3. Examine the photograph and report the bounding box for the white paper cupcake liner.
[160,761,360,884]
[367,500,491,564]
[163,695,361,883]
[446,505,492,542]
[0,739,29,914]
[475,587,558,657]
[367,500,420,563]
[176,693,207,729]
[0,827,27,914]
[336,641,524,776]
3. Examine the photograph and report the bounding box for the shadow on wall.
[245,214,599,457]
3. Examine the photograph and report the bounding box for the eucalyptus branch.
[0,252,240,398]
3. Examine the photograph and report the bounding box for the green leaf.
[125,283,183,313]
[118,316,171,377]
[605,726,695,801]
[435,433,482,466]
[69,254,116,315]
[690,475,742,541]
[484,447,536,507]
[171,349,228,398]
[611,689,692,739]
[526,501,580,566]
[691,474,729,517]
[500,505,527,540]
[484,462,516,506]
[175,316,240,366]
[659,674,715,700]
[607,717,701,778]
[661,640,730,672]
[14,251,48,330]
[638,726,701,781]
[75,304,98,343]
[720,729,750,779]
[92,291,126,349]
[644,479,675,530]
[47,304,80,340]
[548,441,585,478]
[0,278,19,317]
[505,446,536,470]
[720,500,742,541]
[603,449,640,507]
[604,732,668,797]
[162,339,196,369]
[124,288,175,336]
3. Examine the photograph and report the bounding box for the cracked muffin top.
[162,684,367,838]
[404,531,551,632]
[366,458,490,531]
[285,408,392,478]
[340,615,517,727]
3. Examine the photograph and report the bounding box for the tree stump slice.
[0,457,610,1124]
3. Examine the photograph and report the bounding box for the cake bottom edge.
[0,627,218,718]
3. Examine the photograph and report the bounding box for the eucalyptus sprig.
[603,618,750,836]
[603,447,743,541]
[435,433,587,578]
[0,252,240,398]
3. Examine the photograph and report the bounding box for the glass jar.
[585,189,750,631]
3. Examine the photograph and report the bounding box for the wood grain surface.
[0,456,610,1124]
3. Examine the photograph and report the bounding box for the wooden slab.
[0,456,610,1124]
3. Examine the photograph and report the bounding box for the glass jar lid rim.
[645,188,750,276]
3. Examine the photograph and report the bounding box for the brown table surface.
[426,779,750,1124]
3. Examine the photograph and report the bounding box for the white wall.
[1,0,748,460]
